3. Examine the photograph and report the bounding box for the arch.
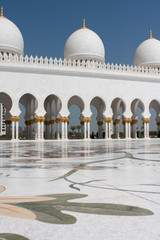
[0,92,12,138]
[131,98,145,118]
[90,96,106,139]
[44,94,62,139]
[149,100,160,116]
[111,98,126,139]
[0,92,12,110]
[68,95,85,112]
[19,93,38,139]
[131,98,145,138]
[68,95,85,139]
[111,98,126,119]
[149,99,160,137]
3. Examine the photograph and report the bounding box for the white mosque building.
[0,7,160,141]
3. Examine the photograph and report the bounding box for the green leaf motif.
[13,193,154,225]
[0,233,29,240]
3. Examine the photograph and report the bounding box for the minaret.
[0,6,3,17]
[150,29,152,39]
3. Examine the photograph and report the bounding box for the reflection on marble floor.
[0,139,160,240]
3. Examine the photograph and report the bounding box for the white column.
[35,122,38,140]
[116,124,119,139]
[108,122,111,139]
[64,121,68,139]
[147,122,149,138]
[128,123,131,138]
[144,123,147,138]
[37,121,40,140]
[84,122,87,139]
[16,121,19,140]
[87,121,90,139]
[9,124,11,139]
[125,123,128,138]
[105,122,108,139]
[61,122,65,140]
[40,121,44,140]
[12,121,15,140]
[56,121,60,139]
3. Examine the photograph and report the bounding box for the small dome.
[0,7,24,56]
[64,20,105,62]
[134,31,160,68]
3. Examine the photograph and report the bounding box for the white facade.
[0,11,160,141]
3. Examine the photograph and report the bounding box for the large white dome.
[134,32,160,68]
[64,20,105,62]
[0,9,24,56]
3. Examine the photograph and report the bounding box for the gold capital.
[104,118,112,123]
[143,118,150,124]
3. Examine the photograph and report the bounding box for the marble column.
[114,119,120,139]
[56,118,60,140]
[123,118,132,139]
[64,118,69,139]
[83,117,91,139]
[104,118,112,139]
[10,116,20,140]
[39,117,45,140]
[143,118,150,139]
[87,120,90,139]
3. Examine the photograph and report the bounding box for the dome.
[134,31,160,68]
[0,7,24,56]
[64,20,105,62]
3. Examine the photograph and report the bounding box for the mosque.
[0,7,160,141]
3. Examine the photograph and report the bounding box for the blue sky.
[2,0,158,131]
[2,0,160,65]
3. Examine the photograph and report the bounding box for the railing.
[0,52,159,75]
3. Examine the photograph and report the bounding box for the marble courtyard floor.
[0,139,160,240]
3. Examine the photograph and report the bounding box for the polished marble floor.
[0,139,160,240]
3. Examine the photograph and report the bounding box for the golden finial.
[83,18,86,28]
[1,6,3,17]
[150,29,152,39]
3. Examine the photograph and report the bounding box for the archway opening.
[111,98,125,139]
[131,99,144,138]
[0,92,12,139]
[149,100,160,138]
[68,96,84,139]
[90,96,106,139]
[44,94,62,139]
[19,93,38,139]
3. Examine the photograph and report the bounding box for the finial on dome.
[150,29,152,39]
[1,6,3,17]
[83,18,86,28]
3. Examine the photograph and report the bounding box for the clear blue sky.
[2,0,158,131]
[2,0,160,65]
